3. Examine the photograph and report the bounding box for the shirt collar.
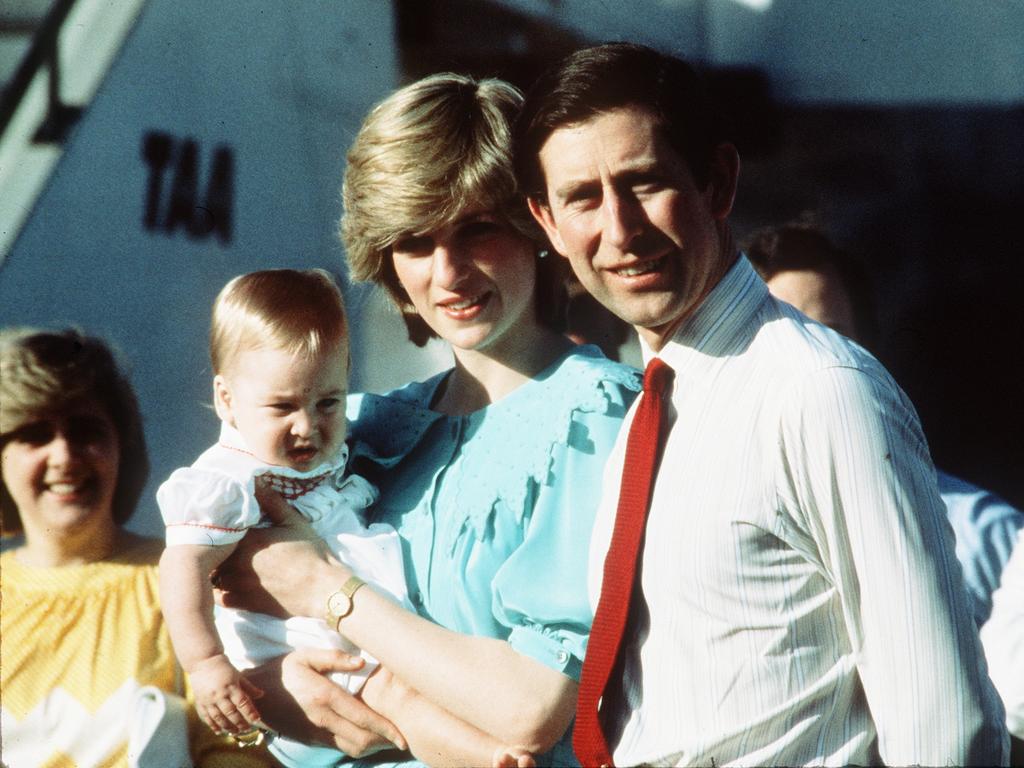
[218,422,249,452]
[641,254,769,372]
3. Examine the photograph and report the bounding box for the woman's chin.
[434,322,497,353]
[36,493,114,531]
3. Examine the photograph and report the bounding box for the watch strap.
[326,575,366,631]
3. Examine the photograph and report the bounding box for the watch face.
[327,591,351,617]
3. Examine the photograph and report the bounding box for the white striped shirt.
[589,256,1008,766]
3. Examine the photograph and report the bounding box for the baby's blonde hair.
[210,268,348,375]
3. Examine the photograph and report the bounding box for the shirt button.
[556,649,569,665]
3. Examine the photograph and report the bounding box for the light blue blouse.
[345,345,640,767]
[938,469,1024,625]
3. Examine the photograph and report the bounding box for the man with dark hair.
[745,219,1023,628]
[518,42,1007,766]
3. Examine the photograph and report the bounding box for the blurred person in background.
[212,73,641,767]
[0,327,273,767]
[744,218,1023,628]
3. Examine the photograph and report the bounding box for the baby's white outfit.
[156,423,411,691]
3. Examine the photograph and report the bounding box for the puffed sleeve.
[491,374,638,680]
[156,467,260,547]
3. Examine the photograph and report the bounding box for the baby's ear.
[213,375,234,424]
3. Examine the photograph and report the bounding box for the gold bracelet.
[227,726,265,748]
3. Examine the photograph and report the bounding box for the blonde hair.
[0,327,148,531]
[210,269,348,375]
[341,73,540,307]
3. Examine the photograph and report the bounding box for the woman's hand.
[213,484,352,619]
[242,648,407,756]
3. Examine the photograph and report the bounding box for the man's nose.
[602,190,645,250]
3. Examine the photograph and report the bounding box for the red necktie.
[574,357,675,767]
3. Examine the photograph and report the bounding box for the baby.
[157,269,533,767]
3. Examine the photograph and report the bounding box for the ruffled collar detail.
[349,346,641,545]
[213,423,376,522]
[346,387,447,470]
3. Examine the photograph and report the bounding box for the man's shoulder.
[670,260,881,385]
[713,298,914,436]
[752,296,887,382]
[748,303,930,459]
[663,293,897,411]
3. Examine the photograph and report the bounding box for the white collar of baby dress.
[216,422,349,501]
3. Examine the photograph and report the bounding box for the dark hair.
[514,42,724,200]
[744,219,878,347]
[0,328,149,531]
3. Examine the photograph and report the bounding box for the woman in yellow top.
[0,327,272,767]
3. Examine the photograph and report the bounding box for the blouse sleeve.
[156,467,259,547]
[980,530,1024,739]
[491,376,638,681]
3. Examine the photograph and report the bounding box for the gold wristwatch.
[325,575,366,632]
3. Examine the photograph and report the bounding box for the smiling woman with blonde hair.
[342,72,567,348]
[215,72,641,767]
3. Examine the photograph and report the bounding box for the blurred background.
[1,0,1022,537]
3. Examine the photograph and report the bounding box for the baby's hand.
[188,654,263,734]
[492,745,536,768]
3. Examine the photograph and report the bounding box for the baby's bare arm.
[159,543,261,731]
[159,543,237,669]
[360,666,534,768]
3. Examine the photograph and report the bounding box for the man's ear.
[707,143,740,221]
[527,196,569,258]
[213,375,234,425]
